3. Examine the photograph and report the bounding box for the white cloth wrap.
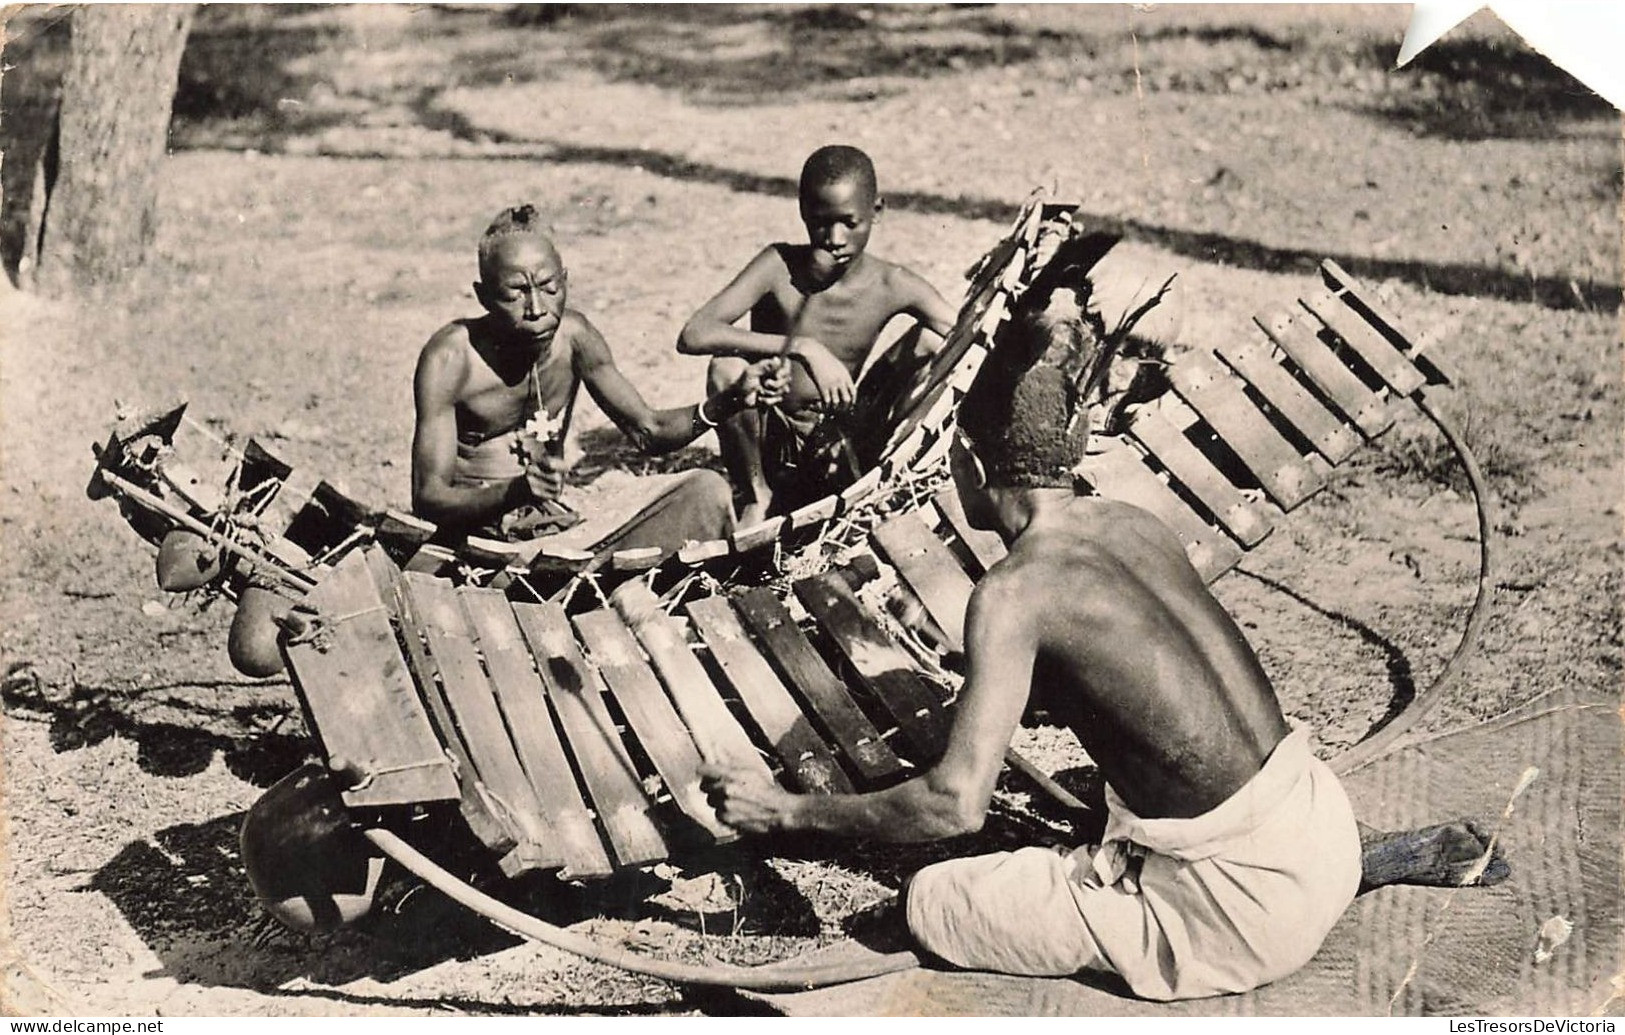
[904,728,1361,1001]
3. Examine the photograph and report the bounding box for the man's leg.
[903,846,1124,979]
[1358,821,1511,893]
[708,356,772,525]
[587,468,735,558]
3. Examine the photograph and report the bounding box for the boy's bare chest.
[760,277,902,356]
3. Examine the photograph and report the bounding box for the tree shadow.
[1349,35,1615,142]
[435,136,1617,314]
[169,5,350,147]
[495,4,1084,104]
[139,5,1614,313]
[0,663,310,787]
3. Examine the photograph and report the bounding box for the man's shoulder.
[558,308,611,364]
[418,320,476,374]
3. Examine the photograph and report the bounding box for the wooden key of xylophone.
[686,596,856,794]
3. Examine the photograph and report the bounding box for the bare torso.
[750,244,924,409]
[1000,498,1291,819]
[442,314,581,443]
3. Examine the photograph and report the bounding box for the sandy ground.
[0,3,1619,1016]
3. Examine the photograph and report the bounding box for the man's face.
[950,433,997,531]
[476,235,568,348]
[799,176,878,273]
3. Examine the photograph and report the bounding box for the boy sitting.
[679,145,958,523]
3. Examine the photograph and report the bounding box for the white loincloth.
[904,727,1361,1001]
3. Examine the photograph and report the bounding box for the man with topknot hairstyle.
[703,247,1506,999]
[412,204,790,558]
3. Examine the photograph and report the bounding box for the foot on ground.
[1359,820,1511,893]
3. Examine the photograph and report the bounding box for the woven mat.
[750,687,1621,1016]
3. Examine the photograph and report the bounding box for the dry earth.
[0,3,1619,1017]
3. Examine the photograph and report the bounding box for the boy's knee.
[707,355,748,393]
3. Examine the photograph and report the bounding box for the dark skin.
[704,439,1509,890]
[412,233,789,530]
[678,174,957,522]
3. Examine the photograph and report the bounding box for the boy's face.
[475,235,568,348]
[799,175,879,272]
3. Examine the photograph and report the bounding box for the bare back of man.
[1001,497,1291,821]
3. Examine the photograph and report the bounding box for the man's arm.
[575,311,787,455]
[410,329,543,527]
[678,247,800,360]
[703,571,1039,842]
[679,247,854,408]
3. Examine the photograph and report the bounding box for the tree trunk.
[32,4,193,297]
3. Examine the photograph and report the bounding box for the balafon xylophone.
[245,254,1490,990]
[89,193,1489,988]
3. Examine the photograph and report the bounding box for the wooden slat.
[361,545,403,602]
[1254,307,1395,439]
[403,543,460,576]
[162,416,238,506]
[374,508,437,557]
[871,512,975,652]
[400,573,556,874]
[388,568,515,855]
[610,546,665,571]
[156,460,227,513]
[1079,446,1244,584]
[1320,259,1453,384]
[511,602,668,868]
[731,515,787,553]
[1127,408,1275,547]
[686,597,858,793]
[932,488,1007,575]
[616,602,772,781]
[459,589,614,879]
[879,425,930,480]
[239,438,293,492]
[676,538,732,565]
[1300,288,1427,397]
[573,610,733,845]
[114,400,188,452]
[1217,337,1362,464]
[282,480,374,557]
[1168,351,1324,510]
[280,551,458,808]
[787,493,840,532]
[733,587,901,783]
[838,467,883,508]
[792,572,950,761]
[911,423,956,471]
[255,463,318,537]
